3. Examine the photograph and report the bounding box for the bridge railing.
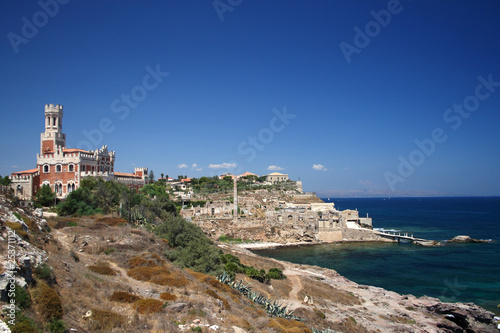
[376,230,414,239]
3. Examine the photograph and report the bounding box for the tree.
[149,170,155,184]
[0,175,11,186]
[35,184,56,207]
[161,173,164,180]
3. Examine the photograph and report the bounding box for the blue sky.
[1,1,500,197]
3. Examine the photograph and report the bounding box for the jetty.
[373,230,430,244]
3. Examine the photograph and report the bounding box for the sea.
[254,197,500,314]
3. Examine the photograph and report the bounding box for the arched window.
[43,165,49,173]
[56,165,62,172]
[68,164,74,172]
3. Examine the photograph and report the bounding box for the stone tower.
[40,104,66,154]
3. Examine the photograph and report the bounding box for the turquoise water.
[254,197,500,313]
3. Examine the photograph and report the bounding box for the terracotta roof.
[239,172,257,177]
[114,172,141,178]
[63,148,90,153]
[180,178,192,183]
[12,168,38,175]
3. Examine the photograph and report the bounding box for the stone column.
[233,178,238,223]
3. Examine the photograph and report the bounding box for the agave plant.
[216,271,234,284]
[218,271,303,321]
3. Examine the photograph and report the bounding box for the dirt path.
[283,268,304,310]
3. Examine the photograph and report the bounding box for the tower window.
[56,165,62,172]
[43,165,49,173]
[68,164,74,172]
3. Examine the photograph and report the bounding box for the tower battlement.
[45,104,63,113]
[134,167,148,180]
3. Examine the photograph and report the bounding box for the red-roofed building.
[10,104,148,200]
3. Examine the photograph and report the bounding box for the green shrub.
[8,312,38,333]
[245,267,267,283]
[48,319,66,333]
[34,263,54,283]
[156,214,224,275]
[266,268,286,280]
[102,247,116,255]
[7,283,31,310]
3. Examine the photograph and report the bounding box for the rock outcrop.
[448,235,491,243]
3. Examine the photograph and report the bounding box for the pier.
[373,230,429,244]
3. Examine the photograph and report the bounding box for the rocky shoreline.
[226,244,499,332]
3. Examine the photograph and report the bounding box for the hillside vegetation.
[1,181,497,332]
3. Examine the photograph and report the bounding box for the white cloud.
[10,165,18,169]
[267,165,284,171]
[312,164,327,171]
[192,164,203,171]
[208,162,237,169]
[177,163,188,169]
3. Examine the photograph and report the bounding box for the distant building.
[10,104,147,200]
[266,172,289,183]
[218,172,259,180]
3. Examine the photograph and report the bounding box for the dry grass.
[224,249,285,271]
[127,265,189,287]
[129,252,166,268]
[95,216,128,226]
[204,288,231,310]
[89,308,125,332]
[327,317,371,333]
[226,314,253,330]
[21,215,39,232]
[267,318,312,333]
[30,280,64,323]
[379,314,417,325]
[5,221,28,240]
[153,272,190,287]
[185,268,209,281]
[88,262,118,276]
[128,266,170,281]
[159,292,177,301]
[133,298,164,314]
[290,307,332,329]
[297,276,362,306]
[271,278,293,299]
[109,291,142,303]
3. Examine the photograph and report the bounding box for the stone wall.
[317,229,343,242]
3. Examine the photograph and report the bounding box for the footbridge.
[373,230,428,243]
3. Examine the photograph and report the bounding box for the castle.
[10,104,148,201]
